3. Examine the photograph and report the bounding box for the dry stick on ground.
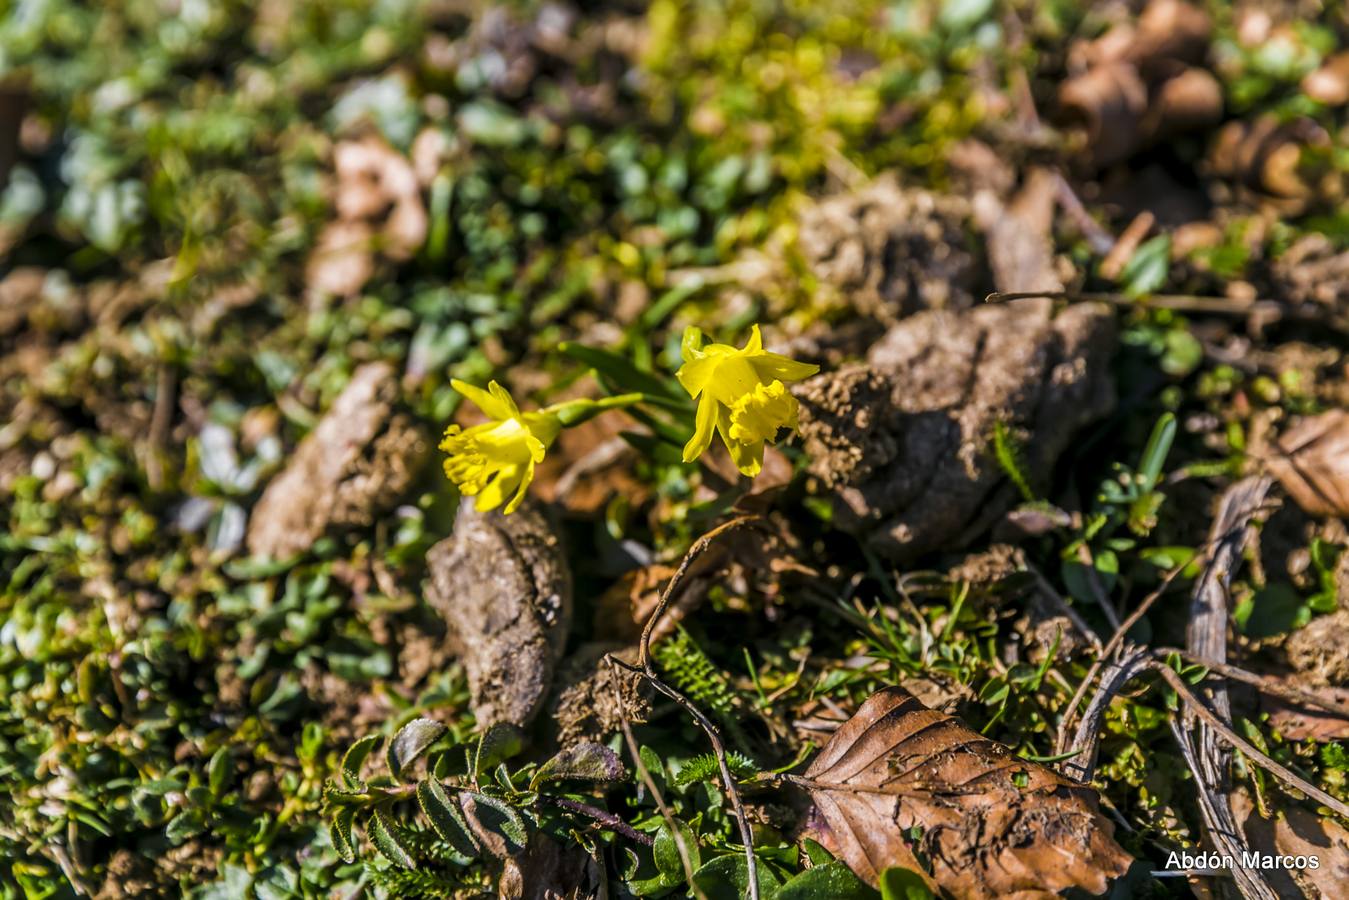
[1024,562,1104,653]
[614,516,766,900]
[1061,647,1152,783]
[1153,647,1349,718]
[1151,663,1349,821]
[1182,475,1277,900]
[1055,560,1191,757]
[605,656,703,893]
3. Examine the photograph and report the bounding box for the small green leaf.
[416,780,478,857]
[329,809,357,864]
[474,723,524,777]
[207,747,233,797]
[1236,583,1311,638]
[387,718,447,781]
[1120,234,1172,298]
[465,792,527,851]
[778,862,880,899]
[654,823,701,881]
[530,742,626,790]
[369,811,416,869]
[878,867,936,900]
[690,854,782,899]
[341,734,381,787]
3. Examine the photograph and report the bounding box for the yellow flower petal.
[675,355,720,398]
[727,380,797,445]
[683,393,720,463]
[451,379,518,420]
[717,418,763,477]
[749,353,819,384]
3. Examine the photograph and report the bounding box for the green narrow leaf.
[1137,413,1176,492]
[465,792,527,851]
[559,342,686,401]
[207,747,233,797]
[369,811,416,869]
[416,780,479,857]
[387,718,448,781]
[329,809,357,864]
[341,734,382,787]
[530,742,626,790]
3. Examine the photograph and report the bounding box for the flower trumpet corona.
[441,379,639,514]
[676,325,819,476]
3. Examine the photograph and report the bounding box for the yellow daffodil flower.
[440,380,561,515]
[441,379,641,514]
[675,325,819,477]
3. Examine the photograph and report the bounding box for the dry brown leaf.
[1058,1,1218,168]
[1233,787,1349,899]
[1266,410,1349,518]
[801,687,1132,898]
[1263,682,1349,742]
[1210,116,1337,210]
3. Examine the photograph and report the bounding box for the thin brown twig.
[1151,662,1349,821]
[1073,543,1123,631]
[985,288,1295,320]
[632,515,765,900]
[536,795,653,847]
[605,655,703,896]
[1024,563,1103,653]
[1055,561,1191,755]
[1152,648,1349,718]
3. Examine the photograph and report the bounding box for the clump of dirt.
[246,362,429,560]
[549,644,651,748]
[1284,610,1349,687]
[1272,234,1349,323]
[797,176,977,325]
[424,500,572,728]
[795,298,1115,562]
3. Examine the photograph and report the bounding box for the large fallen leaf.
[1233,787,1349,899]
[800,687,1132,899]
[1266,410,1349,518]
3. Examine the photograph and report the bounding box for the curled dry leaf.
[800,687,1132,898]
[1058,0,1219,168]
[1210,116,1339,212]
[1265,410,1349,518]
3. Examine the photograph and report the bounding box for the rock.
[245,363,429,559]
[425,501,571,728]
[797,176,977,325]
[795,298,1115,562]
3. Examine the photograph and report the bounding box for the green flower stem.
[550,392,645,427]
